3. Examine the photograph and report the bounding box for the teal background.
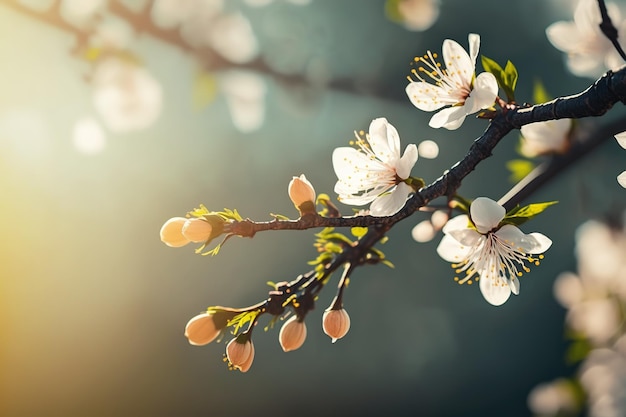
[1,1,626,416]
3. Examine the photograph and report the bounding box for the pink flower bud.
[278,316,307,352]
[226,336,254,372]
[160,217,190,247]
[322,308,351,343]
[184,313,220,346]
[182,218,213,243]
[288,174,316,214]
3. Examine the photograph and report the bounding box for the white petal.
[615,131,626,149]
[429,106,467,130]
[396,144,418,179]
[479,274,512,306]
[332,147,360,180]
[619,171,626,188]
[436,234,472,263]
[369,183,411,216]
[509,277,520,295]
[406,82,457,111]
[546,21,582,52]
[442,38,473,86]
[468,33,480,66]
[368,117,400,163]
[442,214,470,234]
[466,72,498,113]
[496,225,545,253]
[470,197,505,234]
[448,228,482,247]
[527,232,553,254]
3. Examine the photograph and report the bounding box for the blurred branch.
[0,0,395,100]
[598,0,626,62]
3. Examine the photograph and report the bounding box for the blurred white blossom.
[60,0,104,25]
[220,70,266,133]
[417,140,439,159]
[527,379,578,416]
[397,0,440,32]
[520,119,572,158]
[92,58,163,133]
[207,13,259,64]
[546,0,626,78]
[72,117,106,155]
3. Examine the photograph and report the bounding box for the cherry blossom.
[332,118,418,216]
[437,197,552,306]
[405,34,498,130]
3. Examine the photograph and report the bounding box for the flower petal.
[436,234,472,263]
[509,276,520,295]
[468,33,480,66]
[495,224,544,253]
[470,197,505,234]
[479,273,512,306]
[615,131,626,149]
[448,228,482,247]
[619,171,626,188]
[396,144,418,179]
[442,214,471,234]
[465,72,498,113]
[406,81,457,111]
[368,117,400,163]
[527,232,553,254]
[429,106,467,130]
[442,38,473,87]
[369,183,412,216]
[546,21,582,52]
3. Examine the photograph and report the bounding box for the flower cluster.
[437,197,552,306]
[529,215,626,417]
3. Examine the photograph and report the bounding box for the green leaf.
[506,159,535,183]
[501,201,558,226]
[270,213,291,221]
[480,55,517,102]
[351,227,368,238]
[192,71,218,109]
[227,310,260,334]
[532,79,552,104]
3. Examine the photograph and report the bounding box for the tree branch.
[598,0,626,62]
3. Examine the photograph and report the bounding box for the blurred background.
[2,0,626,416]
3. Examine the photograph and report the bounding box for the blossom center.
[407,51,472,102]
[451,231,545,286]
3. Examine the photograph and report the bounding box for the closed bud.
[182,218,213,243]
[322,308,351,343]
[160,217,190,247]
[184,313,221,346]
[238,341,255,373]
[288,174,316,215]
[278,315,307,352]
[226,335,254,372]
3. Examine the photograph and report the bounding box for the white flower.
[92,58,163,133]
[332,118,418,217]
[616,131,626,188]
[405,34,498,130]
[437,197,552,306]
[220,70,266,133]
[519,118,572,157]
[546,0,626,78]
[396,0,440,32]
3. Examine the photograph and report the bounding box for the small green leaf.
[192,71,218,109]
[351,227,368,238]
[501,201,558,226]
[270,213,291,221]
[532,79,552,104]
[480,55,517,102]
[503,60,518,97]
[506,159,535,183]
